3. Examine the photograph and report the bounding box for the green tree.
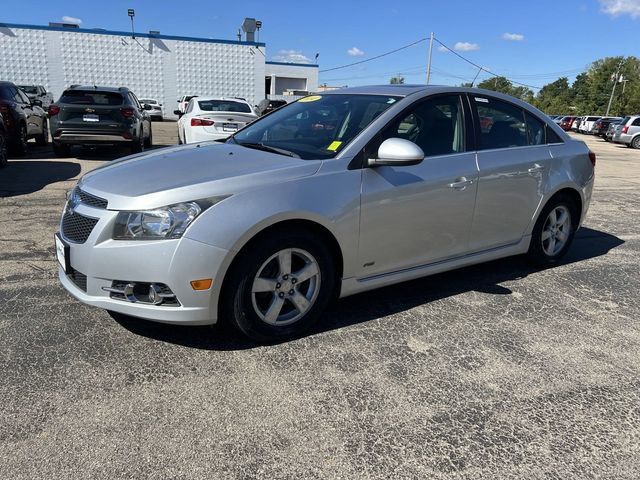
[476,76,534,102]
[534,77,573,114]
[390,74,405,85]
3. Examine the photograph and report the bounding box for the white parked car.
[176,97,258,144]
[139,98,164,121]
[177,95,198,114]
[579,116,601,134]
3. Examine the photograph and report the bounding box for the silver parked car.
[55,86,595,342]
[612,115,640,148]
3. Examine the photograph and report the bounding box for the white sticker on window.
[475,97,489,103]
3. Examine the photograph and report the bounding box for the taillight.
[0,104,8,114]
[121,107,135,118]
[588,151,596,167]
[622,126,629,134]
[191,118,215,126]
[48,104,60,116]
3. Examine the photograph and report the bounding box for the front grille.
[69,268,87,292]
[76,187,108,209]
[61,212,98,243]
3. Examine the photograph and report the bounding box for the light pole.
[127,9,135,39]
[426,32,434,85]
[605,58,624,116]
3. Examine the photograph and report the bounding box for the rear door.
[15,88,39,136]
[358,93,478,277]
[468,95,551,252]
[58,90,125,132]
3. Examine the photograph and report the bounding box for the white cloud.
[599,0,640,17]
[61,15,83,25]
[437,45,448,52]
[271,49,311,64]
[502,32,524,41]
[347,47,364,57]
[454,42,480,52]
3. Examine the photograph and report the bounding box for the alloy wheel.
[541,205,571,256]
[251,248,321,326]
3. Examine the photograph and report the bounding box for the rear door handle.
[448,177,474,190]
[528,164,545,173]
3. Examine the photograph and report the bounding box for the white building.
[0,22,318,116]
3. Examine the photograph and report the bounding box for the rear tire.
[144,125,153,148]
[35,119,49,146]
[131,131,144,153]
[527,194,578,267]
[632,136,640,150]
[222,230,336,343]
[53,142,71,157]
[12,124,28,156]
[0,133,8,168]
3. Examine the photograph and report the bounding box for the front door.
[358,94,478,278]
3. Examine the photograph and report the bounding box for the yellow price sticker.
[298,95,322,103]
[327,141,342,151]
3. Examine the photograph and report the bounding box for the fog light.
[148,284,163,305]
[190,278,212,291]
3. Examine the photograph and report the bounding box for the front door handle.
[528,163,545,173]
[448,177,474,190]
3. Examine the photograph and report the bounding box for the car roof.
[194,97,250,103]
[65,85,130,93]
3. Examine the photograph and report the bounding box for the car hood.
[80,142,322,211]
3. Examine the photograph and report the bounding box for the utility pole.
[426,32,434,85]
[605,58,624,116]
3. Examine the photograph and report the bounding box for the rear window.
[198,100,252,113]
[60,91,123,105]
[586,116,600,121]
[19,85,38,94]
[139,99,156,104]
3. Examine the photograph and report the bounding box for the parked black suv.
[0,81,49,155]
[48,86,152,157]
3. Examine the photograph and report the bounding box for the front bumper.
[57,203,229,325]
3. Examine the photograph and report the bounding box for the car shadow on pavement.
[111,227,624,350]
[0,160,81,197]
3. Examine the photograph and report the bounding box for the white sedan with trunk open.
[176,97,257,144]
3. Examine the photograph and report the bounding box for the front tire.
[144,125,153,148]
[222,230,336,343]
[131,130,144,153]
[52,141,71,157]
[527,194,578,266]
[0,133,8,168]
[12,124,28,156]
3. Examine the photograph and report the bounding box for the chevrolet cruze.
[56,86,595,342]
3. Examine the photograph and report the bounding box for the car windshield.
[19,86,38,94]
[198,100,252,113]
[60,91,123,105]
[231,94,400,160]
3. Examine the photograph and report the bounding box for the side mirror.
[173,110,182,116]
[368,138,424,167]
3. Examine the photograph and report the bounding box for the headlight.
[113,197,227,240]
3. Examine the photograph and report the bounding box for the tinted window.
[546,125,563,143]
[19,85,38,94]
[379,94,465,157]
[524,112,545,145]
[474,98,526,149]
[60,91,123,105]
[586,116,600,121]
[198,100,252,113]
[632,118,640,126]
[16,89,31,104]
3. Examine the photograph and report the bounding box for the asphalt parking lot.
[1,124,639,478]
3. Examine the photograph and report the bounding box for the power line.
[432,37,543,90]
[319,37,428,73]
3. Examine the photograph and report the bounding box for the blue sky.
[4,0,640,90]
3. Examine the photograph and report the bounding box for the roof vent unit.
[149,30,160,35]
[242,18,257,42]
[49,22,79,28]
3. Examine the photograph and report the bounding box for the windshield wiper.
[235,142,300,158]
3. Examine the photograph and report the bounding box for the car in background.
[139,98,164,121]
[177,95,198,114]
[176,97,258,144]
[257,99,287,116]
[613,115,640,149]
[56,86,595,342]
[559,116,577,131]
[0,116,7,168]
[591,117,622,138]
[18,84,54,109]
[579,116,601,134]
[0,81,48,155]
[571,117,583,132]
[605,119,622,142]
[48,85,152,157]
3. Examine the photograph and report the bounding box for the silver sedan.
[56,86,595,342]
